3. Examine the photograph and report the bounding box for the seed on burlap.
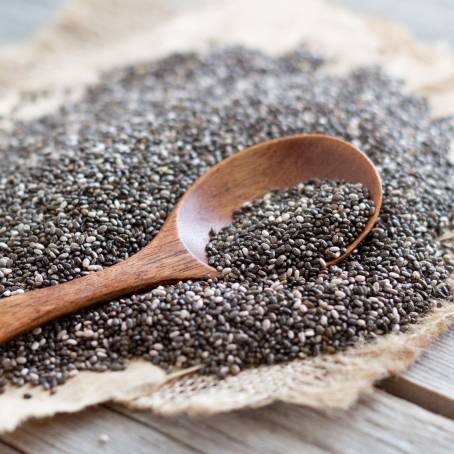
[0,47,452,388]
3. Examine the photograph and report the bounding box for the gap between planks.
[0,440,23,454]
[4,391,454,453]
[108,391,454,453]
[382,327,454,419]
[0,405,201,454]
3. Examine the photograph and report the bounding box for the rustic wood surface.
[2,391,454,454]
[405,330,454,399]
[108,391,454,454]
[382,329,454,419]
[0,441,20,454]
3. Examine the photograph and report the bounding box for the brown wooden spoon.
[0,134,382,344]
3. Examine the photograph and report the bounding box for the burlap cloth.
[0,0,453,433]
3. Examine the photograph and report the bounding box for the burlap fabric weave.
[0,0,453,433]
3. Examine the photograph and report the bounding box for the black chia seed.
[206,179,375,280]
[0,47,453,391]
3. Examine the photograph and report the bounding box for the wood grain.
[107,404,326,454]
[0,441,21,453]
[3,392,453,454]
[109,392,454,454]
[382,328,454,419]
[0,405,199,454]
[0,134,381,345]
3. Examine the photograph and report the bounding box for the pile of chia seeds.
[207,180,374,278]
[0,47,453,392]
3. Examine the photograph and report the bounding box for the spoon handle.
[0,232,212,344]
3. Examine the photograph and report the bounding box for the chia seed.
[206,179,374,280]
[0,47,453,392]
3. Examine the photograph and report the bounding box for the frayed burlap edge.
[121,288,454,416]
[0,0,454,434]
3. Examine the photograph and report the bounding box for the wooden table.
[1,330,453,453]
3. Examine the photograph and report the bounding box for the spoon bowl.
[0,134,382,344]
[177,134,382,265]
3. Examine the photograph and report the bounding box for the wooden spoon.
[0,134,382,344]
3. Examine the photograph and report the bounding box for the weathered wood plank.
[405,329,454,395]
[248,393,454,453]
[382,328,454,418]
[108,403,327,454]
[6,391,454,454]
[0,441,22,454]
[0,405,199,454]
[109,391,454,454]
